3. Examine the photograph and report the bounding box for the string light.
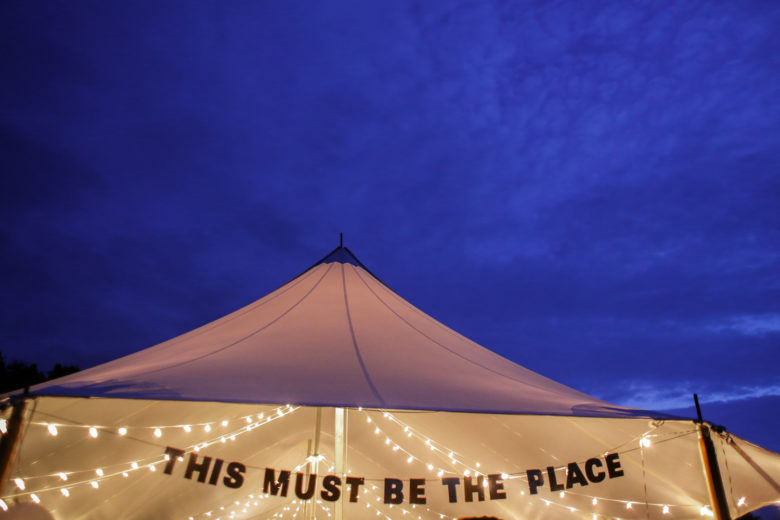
[14,478,25,490]
[154,428,162,438]
[0,498,8,511]
[47,423,58,436]
[118,427,127,436]
[89,427,98,439]
[60,488,70,497]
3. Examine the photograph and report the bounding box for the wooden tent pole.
[694,394,731,520]
[0,397,28,498]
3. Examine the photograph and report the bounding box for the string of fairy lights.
[1,405,753,518]
[0,404,299,509]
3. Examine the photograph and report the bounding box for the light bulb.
[14,478,25,490]
[183,425,192,432]
[89,427,98,438]
[154,428,162,438]
[96,468,104,476]
[47,423,58,436]
[118,427,127,436]
[58,472,68,481]
[61,488,70,497]
[91,481,99,489]
[31,493,40,504]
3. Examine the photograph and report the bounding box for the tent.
[1,246,779,519]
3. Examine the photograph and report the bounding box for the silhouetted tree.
[0,352,79,394]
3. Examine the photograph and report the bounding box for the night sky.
[2,1,778,454]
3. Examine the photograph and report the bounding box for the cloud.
[612,382,780,412]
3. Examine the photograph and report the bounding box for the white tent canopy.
[1,247,779,519]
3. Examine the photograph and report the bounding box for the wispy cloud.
[613,382,780,411]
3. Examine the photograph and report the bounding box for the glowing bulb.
[737,497,746,507]
[221,436,226,443]
[131,462,139,469]
[221,420,228,427]
[407,456,413,463]
[149,464,156,472]
[701,506,714,516]
[0,419,6,434]
[31,493,40,504]
[47,423,58,436]
[366,416,372,423]
[96,468,104,476]
[89,427,98,438]
[183,425,192,432]
[627,502,633,509]
[501,473,509,479]
[246,417,252,423]
[205,424,211,432]
[385,438,390,445]
[464,470,470,476]
[118,427,127,436]
[14,478,25,490]
[544,500,550,506]
[58,472,68,481]
[437,470,444,477]
[154,428,162,438]
[61,488,70,497]
[91,481,99,489]
[393,445,400,451]
[0,498,8,511]
[663,505,670,514]
[374,427,380,434]
[122,472,129,477]
[164,454,170,461]
[640,437,651,448]
[427,464,433,470]
[560,491,565,498]
[592,498,598,505]
[258,413,264,420]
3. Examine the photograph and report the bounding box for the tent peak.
[313,245,365,268]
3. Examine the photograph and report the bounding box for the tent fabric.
[28,247,665,418]
[2,247,780,519]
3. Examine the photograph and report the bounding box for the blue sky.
[1,1,778,452]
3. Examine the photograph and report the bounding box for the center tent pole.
[305,408,323,520]
[334,407,347,520]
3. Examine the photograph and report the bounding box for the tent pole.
[334,407,347,520]
[0,397,28,498]
[694,394,731,520]
[304,408,323,520]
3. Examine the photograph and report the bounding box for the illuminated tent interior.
[1,246,779,519]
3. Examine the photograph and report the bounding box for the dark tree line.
[0,352,79,394]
